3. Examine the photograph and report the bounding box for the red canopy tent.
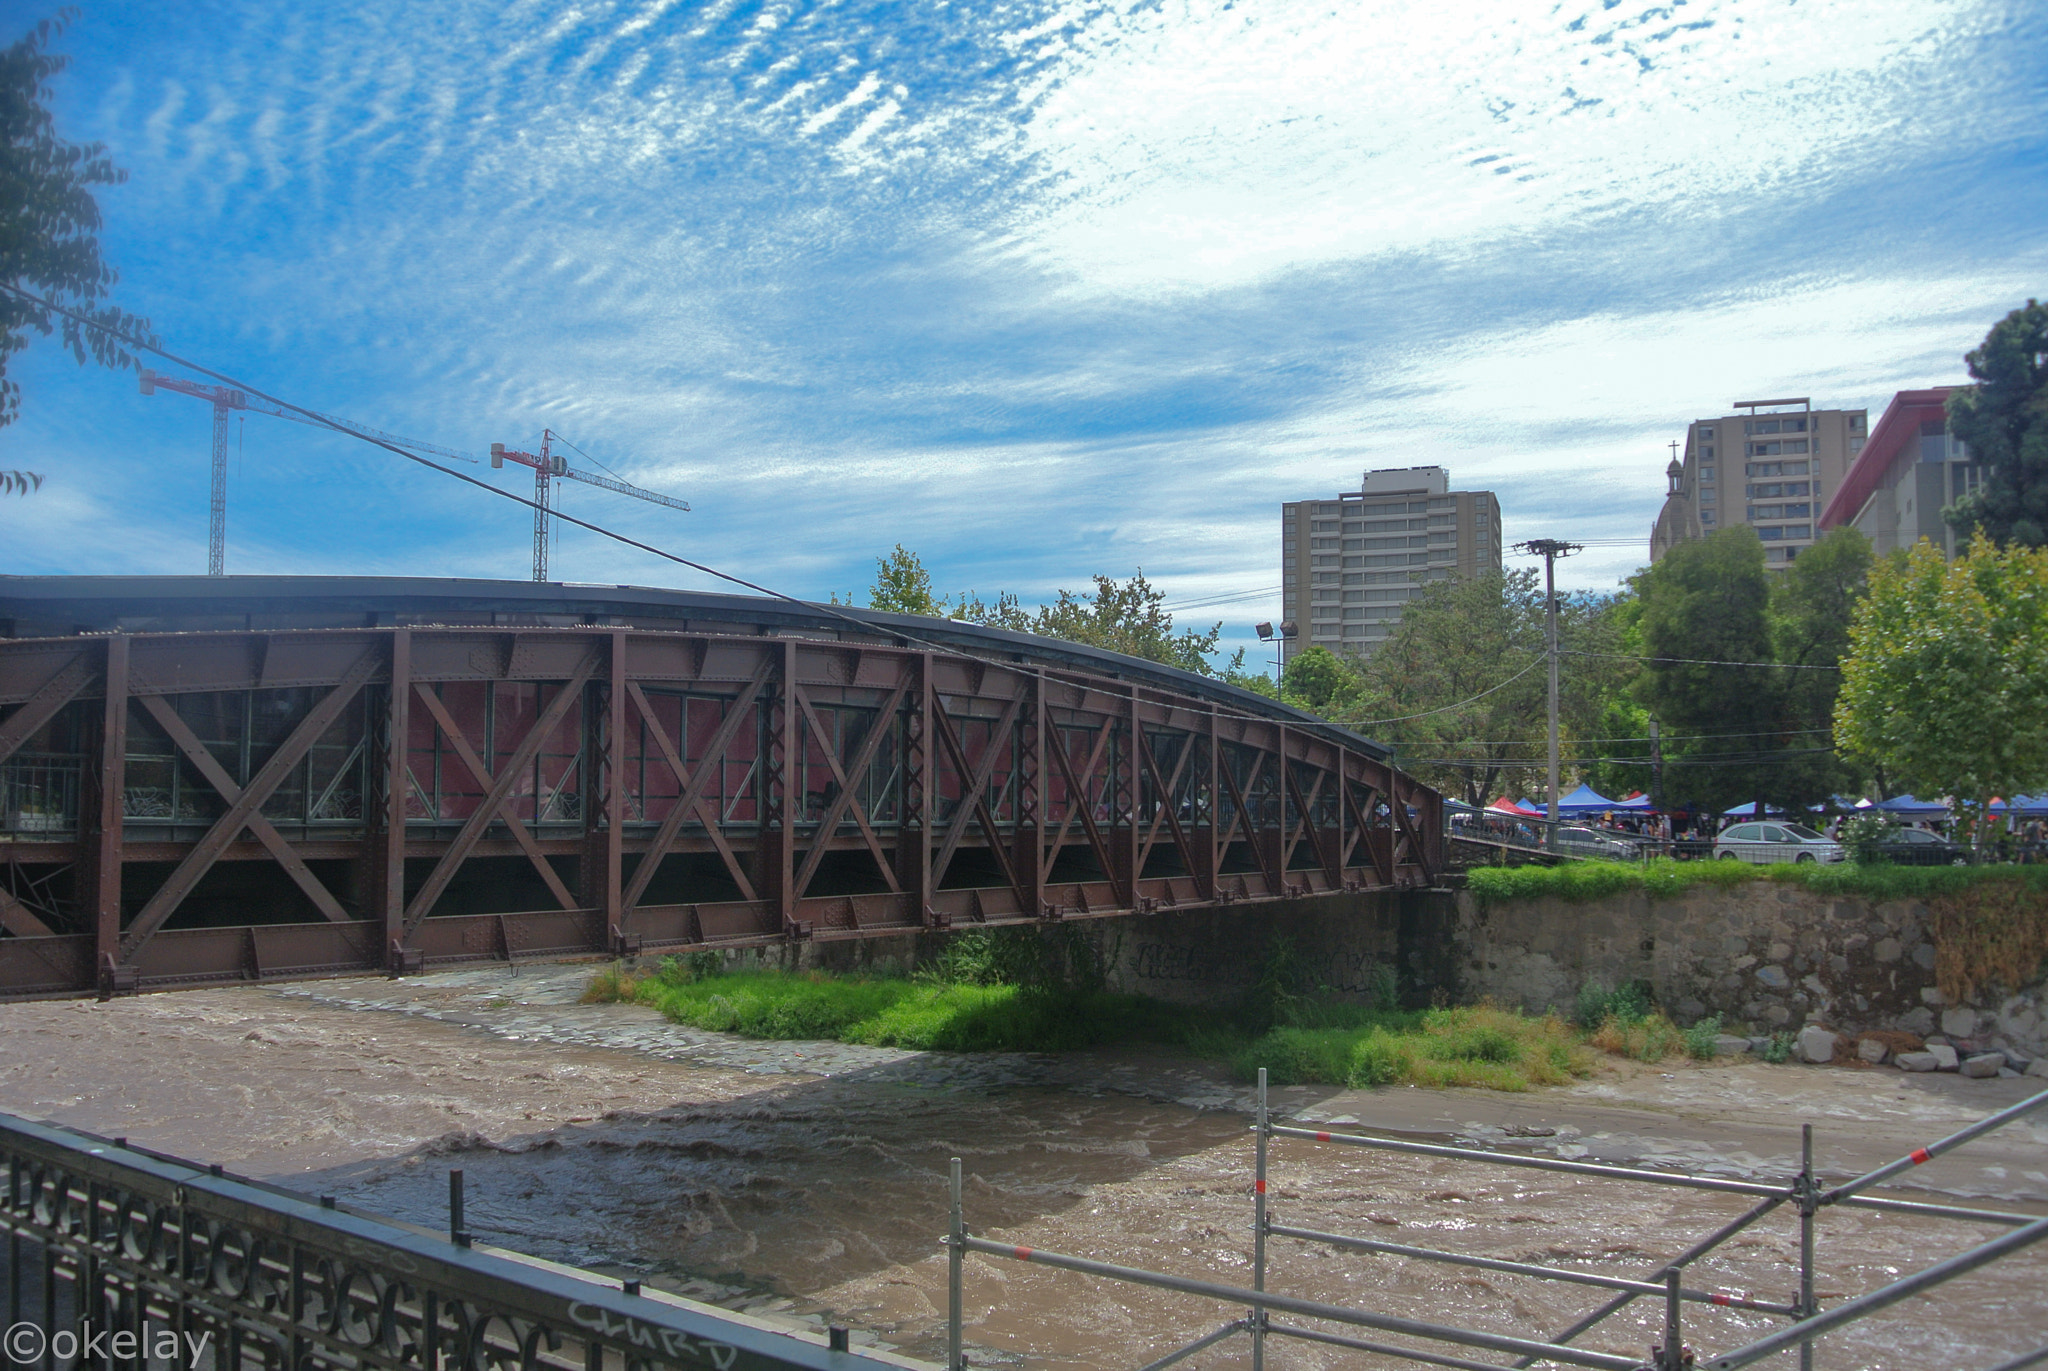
[1488,797,1544,817]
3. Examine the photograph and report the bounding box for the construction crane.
[490,430,691,581]
[139,367,478,576]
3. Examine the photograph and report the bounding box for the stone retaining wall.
[1454,882,2046,1061]
[688,880,2045,1064]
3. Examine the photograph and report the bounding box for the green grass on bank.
[1466,856,2048,906]
[586,954,1604,1092]
[588,964,1186,1053]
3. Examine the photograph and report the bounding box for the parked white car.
[1714,821,1845,864]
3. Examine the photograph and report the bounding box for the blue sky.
[1,0,2043,673]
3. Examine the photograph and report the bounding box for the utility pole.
[1648,717,1664,810]
[1516,538,1580,844]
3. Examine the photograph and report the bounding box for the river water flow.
[3,964,2043,1370]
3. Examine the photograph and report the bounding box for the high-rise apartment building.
[1650,398,1867,566]
[1279,467,1502,664]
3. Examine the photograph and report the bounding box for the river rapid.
[2,963,2043,1370]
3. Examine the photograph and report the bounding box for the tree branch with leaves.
[0,10,154,435]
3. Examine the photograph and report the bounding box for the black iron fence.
[1,1111,899,1371]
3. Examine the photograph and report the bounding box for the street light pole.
[1516,539,1580,844]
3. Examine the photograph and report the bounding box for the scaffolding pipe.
[1268,1123,1787,1198]
[948,1157,963,1371]
[1516,1193,1790,1368]
[948,1234,1646,1371]
[1252,1068,1268,1371]
[1834,1193,2035,1226]
[1132,1320,1247,1371]
[1264,1222,1797,1315]
[1701,1213,2048,1370]
[1265,1321,1531,1371]
[1798,1124,1816,1371]
[1823,1088,2048,1206]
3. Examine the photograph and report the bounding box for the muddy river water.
[3,963,2044,1370]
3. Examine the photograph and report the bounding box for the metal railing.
[1,1110,899,1371]
[941,1072,2048,1371]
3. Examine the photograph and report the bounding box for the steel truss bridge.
[0,578,1442,999]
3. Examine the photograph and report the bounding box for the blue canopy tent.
[1555,783,1651,816]
[1721,802,1785,817]
[1876,794,1949,816]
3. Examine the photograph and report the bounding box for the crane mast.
[490,430,690,582]
[137,368,690,582]
[139,368,478,575]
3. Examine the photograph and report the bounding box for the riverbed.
[3,963,2043,1369]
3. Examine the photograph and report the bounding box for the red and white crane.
[490,430,691,581]
[139,367,478,576]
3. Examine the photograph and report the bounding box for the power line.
[1162,585,1283,612]
[3,284,1397,749]
[1564,649,1842,671]
[1351,656,1545,726]
[1406,726,1838,747]
[1410,746,1840,768]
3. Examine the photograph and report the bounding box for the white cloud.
[995,0,2018,292]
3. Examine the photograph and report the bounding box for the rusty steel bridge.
[0,577,1443,999]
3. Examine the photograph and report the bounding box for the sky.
[0,0,2043,674]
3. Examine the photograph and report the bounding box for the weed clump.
[1230,1004,1590,1092]
[1683,1014,1724,1061]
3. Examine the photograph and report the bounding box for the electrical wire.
[1350,655,1545,726]
[1,284,1374,743]
[1161,585,1283,612]
[1420,726,1838,747]
[1563,649,1842,671]
[18,283,1837,769]
[0,282,989,653]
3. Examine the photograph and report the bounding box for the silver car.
[1553,825,1641,861]
[1714,821,1845,864]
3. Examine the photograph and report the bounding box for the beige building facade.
[1280,466,1501,663]
[1649,399,1867,567]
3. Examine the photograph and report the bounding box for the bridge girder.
[0,621,1443,998]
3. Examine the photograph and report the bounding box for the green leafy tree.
[846,547,1231,675]
[1279,645,1361,714]
[1347,570,1549,808]
[1768,527,1875,803]
[0,12,152,434]
[1633,528,1782,815]
[1031,571,1223,673]
[1835,534,2048,842]
[862,543,952,617]
[1572,591,1653,803]
[1946,300,2048,548]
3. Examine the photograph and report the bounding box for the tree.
[846,547,1231,675]
[1947,300,2048,548]
[1633,528,1783,815]
[1031,571,1222,673]
[1570,590,1652,803]
[1767,527,1875,804]
[1835,535,2048,842]
[1346,570,1549,808]
[1279,645,1361,714]
[863,543,951,617]
[0,13,152,432]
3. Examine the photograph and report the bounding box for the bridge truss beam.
[0,625,1443,999]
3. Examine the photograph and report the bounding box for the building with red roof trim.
[1816,387,1979,555]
